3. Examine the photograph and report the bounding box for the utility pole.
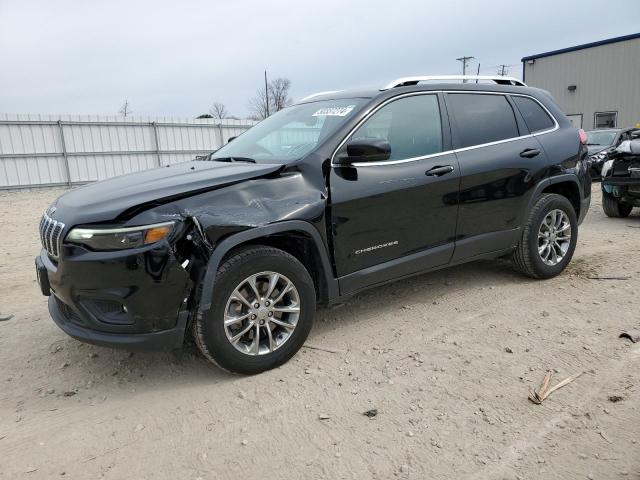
[497,64,512,76]
[456,56,474,82]
[264,70,270,117]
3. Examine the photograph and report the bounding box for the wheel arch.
[197,221,338,315]
[540,179,581,218]
[526,175,583,221]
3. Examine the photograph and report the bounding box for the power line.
[456,56,475,82]
[497,64,513,76]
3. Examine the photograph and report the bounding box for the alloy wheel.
[223,271,301,355]
[537,209,572,266]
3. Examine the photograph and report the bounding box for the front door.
[329,93,460,294]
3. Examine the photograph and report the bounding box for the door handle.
[520,148,541,158]
[425,165,454,177]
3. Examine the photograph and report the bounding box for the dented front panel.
[42,240,191,334]
[39,159,332,342]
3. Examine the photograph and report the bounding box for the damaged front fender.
[128,168,337,316]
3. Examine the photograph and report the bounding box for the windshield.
[586,130,617,146]
[211,99,366,163]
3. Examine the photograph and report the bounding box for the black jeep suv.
[36,75,591,374]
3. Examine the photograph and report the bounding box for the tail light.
[578,129,588,145]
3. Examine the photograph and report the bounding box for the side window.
[347,95,443,160]
[512,96,555,133]
[448,94,519,148]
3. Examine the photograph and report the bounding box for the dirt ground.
[0,187,639,480]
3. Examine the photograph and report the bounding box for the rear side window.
[512,96,555,133]
[448,94,519,148]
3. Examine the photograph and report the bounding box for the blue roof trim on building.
[521,32,640,62]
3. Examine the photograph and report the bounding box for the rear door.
[329,93,460,293]
[445,92,553,261]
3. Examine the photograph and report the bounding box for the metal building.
[521,33,640,130]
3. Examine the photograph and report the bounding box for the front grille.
[39,212,65,258]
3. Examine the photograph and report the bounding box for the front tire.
[194,246,316,374]
[602,192,633,218]
[512,193,578,279]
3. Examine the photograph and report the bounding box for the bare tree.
[249,77,292,120]
[249,86,271,120]
[268,78,291,112]
[119,100,132,117]
[209,101,228,119]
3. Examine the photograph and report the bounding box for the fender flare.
[197,220,338,314]
[509,173,584,246]
[523,174,583,221]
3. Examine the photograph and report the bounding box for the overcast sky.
[1,0,639,118]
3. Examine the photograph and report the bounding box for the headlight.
[590,152,607,162]
[66,221,175,251]
[601,159,615,178]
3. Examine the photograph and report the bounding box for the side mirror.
[338,138,391,164]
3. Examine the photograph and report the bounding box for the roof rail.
[381,75,526,90]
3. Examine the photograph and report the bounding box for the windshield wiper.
[211,157,256,164]
[586,143,602,146]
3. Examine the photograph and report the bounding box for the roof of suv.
[297,76,542,105]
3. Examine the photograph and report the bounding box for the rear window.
[512,96,555,133]
[448,94,519,148]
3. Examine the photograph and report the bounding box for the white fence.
[0,114,256,188]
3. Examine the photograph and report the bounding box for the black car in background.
[587,127,640,179]
[35,75,591,374]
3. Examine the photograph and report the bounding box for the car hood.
[53,161,282,225]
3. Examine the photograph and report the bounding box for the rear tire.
[602,192,633,218]
[512,193,578,279]
[194,246,315,374]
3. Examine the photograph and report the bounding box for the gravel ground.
[0,187,639,480]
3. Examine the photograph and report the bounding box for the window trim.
[594,111,618,129]
[330,91,558,167]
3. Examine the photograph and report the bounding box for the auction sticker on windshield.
[312,105,356,117]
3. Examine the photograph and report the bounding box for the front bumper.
[37,240,192,350]
[49,295,189,350]
[602,176,640,187]
[602,176,640,204]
